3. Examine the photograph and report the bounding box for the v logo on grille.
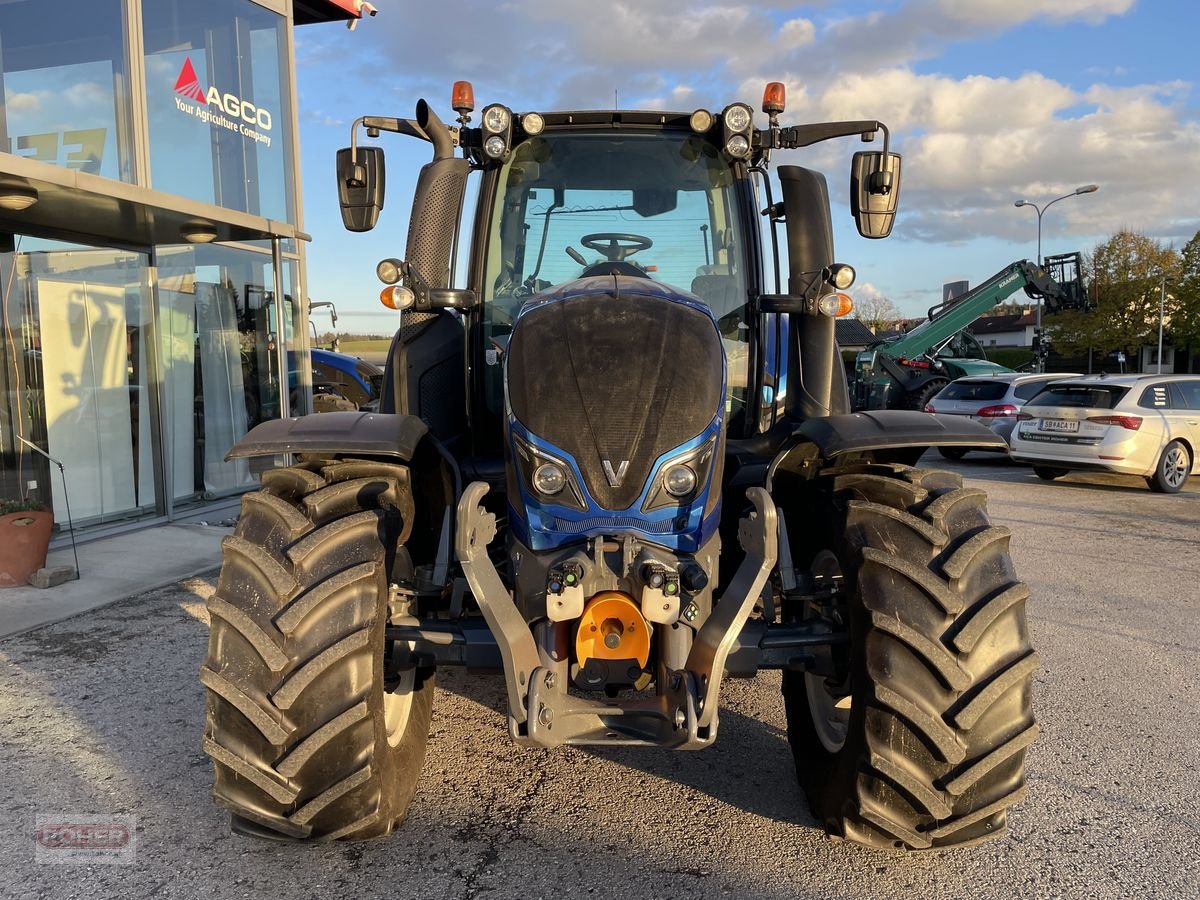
[602,459,629,488]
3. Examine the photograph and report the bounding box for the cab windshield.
[481,130,750,419]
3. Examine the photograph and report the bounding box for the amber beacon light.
[762,82,786,115]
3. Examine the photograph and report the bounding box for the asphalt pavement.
[0,453,1197,899]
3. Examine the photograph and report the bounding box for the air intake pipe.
[778,165,844,420]
[405,100,468,289]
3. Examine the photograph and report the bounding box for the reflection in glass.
[0,0,134,182]
[0,238,156,526]
[157,244,295,500]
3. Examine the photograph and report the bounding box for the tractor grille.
[553,515,685,535]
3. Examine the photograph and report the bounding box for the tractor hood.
[504,275,725,551]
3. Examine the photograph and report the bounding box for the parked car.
[925,373,1080,459]
[1008,374,1200,492]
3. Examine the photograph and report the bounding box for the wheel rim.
[383,667,416,748]
[1163,446,1189,489]
[805,550,852,754]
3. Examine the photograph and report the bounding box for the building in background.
[0,0,372,538]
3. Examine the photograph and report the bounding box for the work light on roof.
[482,105,511,134]
[689,109,714,133]
[484,135,508,159]
[723,103,753,133]
[725,134,750,159]
[521,112,545,135]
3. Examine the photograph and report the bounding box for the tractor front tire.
[782,465,1038,850]
[201,459,433,841]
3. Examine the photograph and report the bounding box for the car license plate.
[1040,418,1079,433]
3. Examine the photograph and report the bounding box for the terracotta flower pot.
[0,510,54,587]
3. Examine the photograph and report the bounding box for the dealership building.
[0,0,371,539]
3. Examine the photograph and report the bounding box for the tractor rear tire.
[782,464,1038,850]
[201,459,433,841]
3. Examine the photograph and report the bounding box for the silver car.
[926,373,1079,459]
[1009,374,1200,492]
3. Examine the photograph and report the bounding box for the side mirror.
[850,151,901,239]
[336,146,385,232]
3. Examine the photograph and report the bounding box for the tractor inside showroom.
[200,81,1038,851]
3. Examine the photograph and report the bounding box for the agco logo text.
[172,57,273,148]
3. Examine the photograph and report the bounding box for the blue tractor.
[200,84,1038,852]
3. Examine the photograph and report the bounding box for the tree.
[980,301,1030,318]
[1173,229,1200,362]
[853,291,902,334]
[1047,230,1180,362]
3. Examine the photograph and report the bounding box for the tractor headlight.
[482,105,511,133]
[723,103,753,133]
[483,135,508,159]
[533,463,566,496]
[643,436,717,512]
[376,257,403,285]
[664,464,697,497]
[830,263,856,290]
[512,434,586,511]
[724,134,750,158]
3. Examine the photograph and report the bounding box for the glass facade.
[0,0,313,539]
[157,243,299,503]
[144,0,294,222]
[0,237,158,526]
[0,0,135,182]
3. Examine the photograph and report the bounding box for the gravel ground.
[0,455,1197,900]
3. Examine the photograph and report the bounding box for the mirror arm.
[766,120,884,151]
[871,122,893,195]
[347,115,431,183]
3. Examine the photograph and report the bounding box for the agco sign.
[172,57,273,148]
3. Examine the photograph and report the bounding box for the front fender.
[766,410,1005,484]
[224,411,428,462]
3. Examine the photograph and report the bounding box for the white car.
[1009,374,1200,492]
[925,373,1079,458]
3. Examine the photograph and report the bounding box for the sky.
[294,0,1200,333]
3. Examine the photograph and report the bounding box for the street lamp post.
[1158,275,1166,374]
[1014,184,1099,372]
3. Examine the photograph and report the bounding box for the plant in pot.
[0,498,53,587]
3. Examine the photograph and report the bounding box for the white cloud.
[933,0,1134,28]
[305,0,1196,250]
[4,91,40,113]
[818,70,1076,132]
[779,17,816,50]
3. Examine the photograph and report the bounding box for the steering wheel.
[580,232,653,262]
